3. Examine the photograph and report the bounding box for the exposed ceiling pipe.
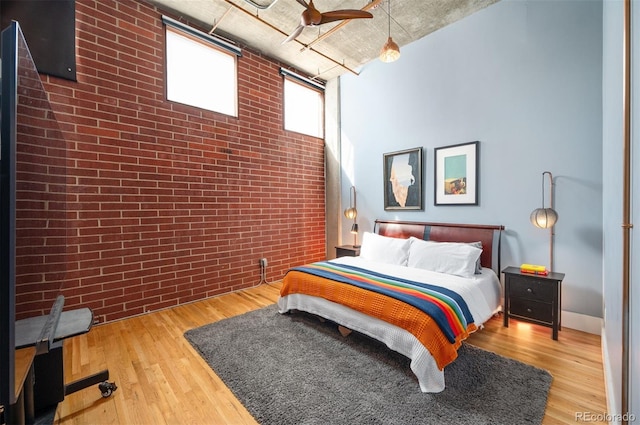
[217,0,360,76]
[208,6,233,34]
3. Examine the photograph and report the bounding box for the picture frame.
[434,141,479,206]
[383,147,423,211]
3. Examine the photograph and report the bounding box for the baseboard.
[561,310,602,335]
[601,329,620,425]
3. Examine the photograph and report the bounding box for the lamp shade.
[344,207,357,220]
[350,223,359,234]
[379,36,400,62]
[530,207,558,229]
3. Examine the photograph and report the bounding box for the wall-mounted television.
[1,19,21,416]
[1,19,69,421]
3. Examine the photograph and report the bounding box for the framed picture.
[383,147,423,210]
[434,141,479,206]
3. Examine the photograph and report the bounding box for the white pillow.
[468,241,483,273]
[359,232,410,266]
[407,237,482,278]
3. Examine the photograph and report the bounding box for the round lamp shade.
[344,207,357,220]
[530,207,558,228]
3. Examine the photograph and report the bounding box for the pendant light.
[379,0,400,63]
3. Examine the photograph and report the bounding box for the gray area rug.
[185,304,552,425]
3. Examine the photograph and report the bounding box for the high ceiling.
[144,0,499,81]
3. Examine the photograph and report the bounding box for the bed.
[277,219,504,393]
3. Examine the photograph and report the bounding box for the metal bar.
[621,0,632,422]
[280,68,325,90]
[546,171,554,272]
[65,370,109,396]
[162,15,242,56]
[35,296,65,356]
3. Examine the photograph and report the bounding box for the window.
[163,16,241,116]
[282,70,324,138]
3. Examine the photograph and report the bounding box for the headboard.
[374,220,505,272]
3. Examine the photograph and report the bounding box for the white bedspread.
[277,256,502,393]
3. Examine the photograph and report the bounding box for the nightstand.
[502,266,565,340]
[335,245,360,258]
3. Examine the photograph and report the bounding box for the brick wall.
[15,0,326,322]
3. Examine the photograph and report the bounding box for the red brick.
[14,0,326,320]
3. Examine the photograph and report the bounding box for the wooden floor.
[54,281,607,425]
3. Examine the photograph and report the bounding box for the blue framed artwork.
[434,141,479,206]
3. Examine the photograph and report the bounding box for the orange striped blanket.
[280,262,477,370]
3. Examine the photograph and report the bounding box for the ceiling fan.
[282,0,374,44]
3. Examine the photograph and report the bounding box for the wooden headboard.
[374,220,505,272]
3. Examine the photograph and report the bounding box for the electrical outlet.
[260,258,267,268]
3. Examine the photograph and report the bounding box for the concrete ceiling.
[144,0,499,81]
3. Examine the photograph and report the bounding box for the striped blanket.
[281,261,477,369]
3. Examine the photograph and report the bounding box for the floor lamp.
[344,186,359,247]
[530,171,558,271]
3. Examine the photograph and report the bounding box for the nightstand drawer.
[509,298,553,323]
[509,277,554,301]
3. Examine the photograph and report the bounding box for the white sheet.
[277,256,502,393]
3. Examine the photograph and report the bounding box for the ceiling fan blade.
[294,0,308,7]
[319,10,373,25]
[282,24,305,44]
[300,0,382,52]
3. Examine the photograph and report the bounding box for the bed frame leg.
[338,325,352,337]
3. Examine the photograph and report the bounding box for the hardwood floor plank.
[467,315,608,424]
[53,281,606,425]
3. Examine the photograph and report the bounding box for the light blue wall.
[339,0,603,317]
[602,0,624,417]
